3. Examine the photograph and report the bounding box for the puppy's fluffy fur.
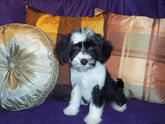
[55,28,127,124]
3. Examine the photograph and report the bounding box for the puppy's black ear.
[114,78,124,89]
[96,34,113,64]
[54,34,71,64]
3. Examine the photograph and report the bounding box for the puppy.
[55,28,127,124]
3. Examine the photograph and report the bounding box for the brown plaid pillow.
[95,8,165,104]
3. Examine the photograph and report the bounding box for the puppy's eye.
[88,46,94,51]
[74,46,80,50]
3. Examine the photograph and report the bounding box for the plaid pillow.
[94,8,165,104]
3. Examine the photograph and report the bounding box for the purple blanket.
[0,99,165,124]
[0,0,165,124]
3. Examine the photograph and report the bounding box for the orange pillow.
[25,6,108,45]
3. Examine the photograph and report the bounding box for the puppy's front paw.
[84,115,102,124]
[112,103,127,112]
[63,106,79,116]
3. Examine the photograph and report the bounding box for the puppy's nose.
[81,59,88,65]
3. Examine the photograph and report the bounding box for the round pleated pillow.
[0,24,59,111]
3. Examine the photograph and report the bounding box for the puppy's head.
[55,28,113,71]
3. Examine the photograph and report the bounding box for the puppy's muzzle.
[81,59,88,65]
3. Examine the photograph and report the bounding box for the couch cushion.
[95,9,165,104]
[0,23,59,110]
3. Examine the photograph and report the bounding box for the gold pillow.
[0,24,59,110]
[25,6,108,45]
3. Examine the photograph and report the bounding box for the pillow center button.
[9,62,15,68]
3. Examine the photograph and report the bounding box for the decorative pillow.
[95,8,165,104]
[25,6,108,91]
[25,6,108,45]
[94,8,104,16]
[0,23,59,111]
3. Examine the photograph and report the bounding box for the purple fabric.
[0,99,165,124]
[0,0,28,26]
[0,0,165,123]
[0,0,165,26]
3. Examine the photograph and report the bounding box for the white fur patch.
[63,106,79,116]
[114,78,118,82]
[71,61,106,102]
[84,104,103,124]
[71,28,94,44]
[112,103,127,112]
[84,116,102,124]
[71,32,86,44]
[63,85,81,116]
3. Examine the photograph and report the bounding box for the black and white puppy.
[55,28,127,124]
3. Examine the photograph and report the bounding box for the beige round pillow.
[0,24,59,111]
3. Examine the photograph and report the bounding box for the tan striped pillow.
[95,8,165,104]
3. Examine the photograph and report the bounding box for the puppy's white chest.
[80,73,97,101]
[70,62,106,102]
